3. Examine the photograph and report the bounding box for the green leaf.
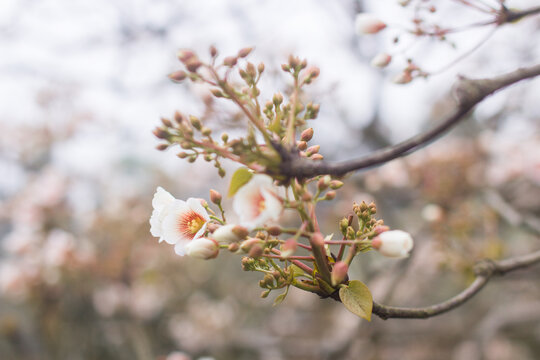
[273,286,289,306]
[228,168,253,197]
[339,280,373,321]
[288,264,306,278]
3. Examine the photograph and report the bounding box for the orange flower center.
[179,211,206,239]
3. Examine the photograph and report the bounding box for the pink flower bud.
[185,238,219,259]
[372,230,413,258]
[209,189,222,204]
[355,14,387,35]
[370,53,392,68]
[280,238,297,258]
[331,261,349,286]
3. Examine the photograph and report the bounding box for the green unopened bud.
[246,63,256,78]
[317,175,331,191]
[281,64,290,72]
[260,289,270,298]
[174,111,184,124]
[221,133,229,143]
[346,226,355,239]
[339,217,349,234]
[241,256,256,271]
[325,190,336,200]
[177,152,188,158]
[288,55,299,69]
[257,62,265,73]
[189,115,201,130]
[273,93,284,106]
[218,168,226,177]
[329,180,343,189]
[210,88,224,98]
[201,127,212,136]
[161,117,173,128]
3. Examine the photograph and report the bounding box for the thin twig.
[278,63,540,178]
[371,248,540,319]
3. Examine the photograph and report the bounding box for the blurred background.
[1,0,539,359]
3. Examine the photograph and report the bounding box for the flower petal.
[160,200,191,245]
[174,242,187,256]
[186,198,210,221]
[152,186,175,212]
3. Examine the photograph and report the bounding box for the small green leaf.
[288,264,306,278]
[339,280,373,321]
[228,168,253,197]
[273,286,289,306]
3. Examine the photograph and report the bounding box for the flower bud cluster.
[152,47,418,314]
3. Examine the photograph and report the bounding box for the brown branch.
[277,63,540,178]
[372,248,540,320]
[501,6,540,24]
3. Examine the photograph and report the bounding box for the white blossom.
[149,187,210,256]
[232,175,283,229]
[372,230,414,258]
